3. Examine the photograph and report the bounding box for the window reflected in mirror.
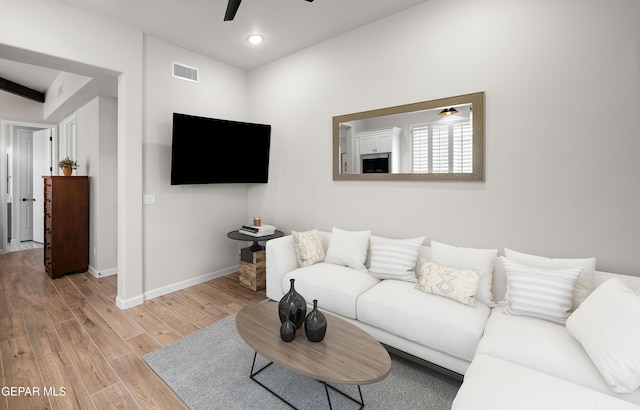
[333,92,484,181]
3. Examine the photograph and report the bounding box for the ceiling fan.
[224,0,315,21]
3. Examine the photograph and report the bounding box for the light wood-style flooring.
[0,248,266,409]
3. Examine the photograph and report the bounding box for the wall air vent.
[172,62,199,83]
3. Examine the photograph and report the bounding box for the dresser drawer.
[42,176,89,279]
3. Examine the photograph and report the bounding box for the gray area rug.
[143,314,461,409]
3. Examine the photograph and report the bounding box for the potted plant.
[58,157,77,176]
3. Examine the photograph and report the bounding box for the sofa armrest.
[266,235,299,300]
[266,231,332,301]
[594,270,640,289]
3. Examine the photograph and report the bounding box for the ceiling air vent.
[172,62,199,83]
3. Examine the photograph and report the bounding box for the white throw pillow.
[369,235,425,282]
[504,248,595,310]
[566,278,640,394]
[430,240,498,307]
[324,227,371,272]
[291,229,325,267]
[415,260,480,306]
[501,257,581,324]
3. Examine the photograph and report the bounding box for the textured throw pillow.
[369,235,425,282]
[415,260,480,306]
[566,278,640,393]
[291,229,325,267]
[324,227,371,272]
[430,240,498,307]
[501,257,581,324]
[504,248,595,310]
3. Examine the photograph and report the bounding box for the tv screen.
[170,113,271,185]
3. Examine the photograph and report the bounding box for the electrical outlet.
[143,194,156,205]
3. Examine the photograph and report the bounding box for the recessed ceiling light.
[247,34,264,45]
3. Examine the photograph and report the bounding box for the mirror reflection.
[333,92,484,181]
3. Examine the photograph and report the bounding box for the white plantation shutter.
[431,123,449,173]
[411,119,473,173]
[411,124,429,172]
[453,121,473,173]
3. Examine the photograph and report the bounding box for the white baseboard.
[112,265,239,310]
[116,295,144,309]
[143,264,240,302]
[88,265,117,278]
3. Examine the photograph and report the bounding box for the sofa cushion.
[566,278,640,394]
[430,240,498,308]
[504,248,595,309]
[369,235,425,282]
[476,307,640,404]
[283,262,379,319]
[292,229,325,267]
[501,257,582,324]
[453,354,639,410]
[415,260,480,306]
[324,227,371,272]
[357,279,490,361]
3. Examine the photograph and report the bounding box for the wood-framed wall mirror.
[333,92,485,181]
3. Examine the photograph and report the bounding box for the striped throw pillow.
[369,236,425,282]
[501,257,582,324]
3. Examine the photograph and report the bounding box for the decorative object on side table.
[278,278,307,328]
[58,156,78,176]
[239,223,276,238]
[304,299,327,342]
[226,228,283,292]
[279,317,296,342]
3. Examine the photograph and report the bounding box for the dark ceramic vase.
[280,317,296,342]
[278,278,307,328]
[304,299,327,342]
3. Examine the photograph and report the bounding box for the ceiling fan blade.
[224,0,242,21]
[225,0,312,21]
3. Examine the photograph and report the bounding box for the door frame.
[16,126,36,242]
[0,120,57,253]
[32,128,52,243]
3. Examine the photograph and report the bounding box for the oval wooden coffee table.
[236,301,391,409]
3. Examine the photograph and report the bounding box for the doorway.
[1,121,57,253]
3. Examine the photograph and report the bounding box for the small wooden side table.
[227,230,284,291]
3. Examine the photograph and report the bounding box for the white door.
[17,129,34,241]
[32,129,52,243]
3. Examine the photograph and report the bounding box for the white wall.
[142,37,251,294]
[0,92,44,122]
[75,96,118,275]
[0,0,145,306]
[248,0,640,276]
[1,0,638,307]
[1,2,252,303]
[44,71,91,120]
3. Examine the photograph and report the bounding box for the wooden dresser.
[43,176,89,279]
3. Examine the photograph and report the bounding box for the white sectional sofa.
[265,229,640,409]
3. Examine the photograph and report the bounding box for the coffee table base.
[249,352,366,409]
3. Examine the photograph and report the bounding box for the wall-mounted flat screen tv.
[170,113,271,185]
